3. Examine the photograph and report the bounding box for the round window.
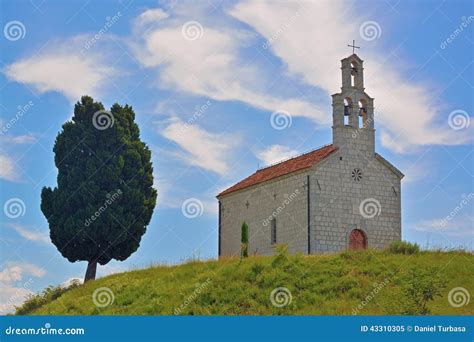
[352,168,362,181]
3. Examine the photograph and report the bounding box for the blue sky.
[0,0,472,313]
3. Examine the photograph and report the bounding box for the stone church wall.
[310,128,401,253]
[219,170,309,257]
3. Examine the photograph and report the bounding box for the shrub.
[399,267,446,315]
[250,263,265,276]
[388,241,420,255]
[271,244,289,268]
[15,281,81,315]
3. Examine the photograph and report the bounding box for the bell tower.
[331,52,375,157]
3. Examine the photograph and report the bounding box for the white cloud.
[229,0,472,152]
[416,218,452,232]
[0,134,37,145]
[401,159,432,183]
[159,117,237,175]
[60,277,83,288]
[135,8,169,27]
[3,37,116,101]
[9,134,37,144]
[0,286,33,314]
[96,263,128,278]
[0,262,46,314]
[0,266,23,284]
[10,224,50,244]
[0,263,46,283]
[202,199,218,217]
[4,2,469,154]
[256,144,299,166]
[130,10,326,123]
[0,154,19,182]
[0,134,36,182]
[413,217,473,238]
[0,107,41,185]
[152,165,218,215]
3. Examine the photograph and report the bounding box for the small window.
[271,218,277,244]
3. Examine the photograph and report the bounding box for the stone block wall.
[310,128,401,253]
[219,170,309,257]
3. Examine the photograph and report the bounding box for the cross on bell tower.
[347,40,360,54]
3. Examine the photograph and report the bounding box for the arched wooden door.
[349,229,367,250]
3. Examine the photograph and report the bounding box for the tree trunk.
[84,260,97,282]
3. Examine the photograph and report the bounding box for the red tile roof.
[217,144,338,197]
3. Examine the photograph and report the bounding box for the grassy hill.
[16,246,473,315]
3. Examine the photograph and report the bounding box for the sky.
[0,0,473,313]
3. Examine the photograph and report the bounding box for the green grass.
[16,248,473,315]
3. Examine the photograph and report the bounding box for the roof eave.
[216,145,338,198]
[375,153,405,179]
[216,167,312,199]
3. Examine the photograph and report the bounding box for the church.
[217,53,404,257]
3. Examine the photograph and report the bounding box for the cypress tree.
[41,96,157,282]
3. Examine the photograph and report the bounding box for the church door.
[349,229,367,250]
